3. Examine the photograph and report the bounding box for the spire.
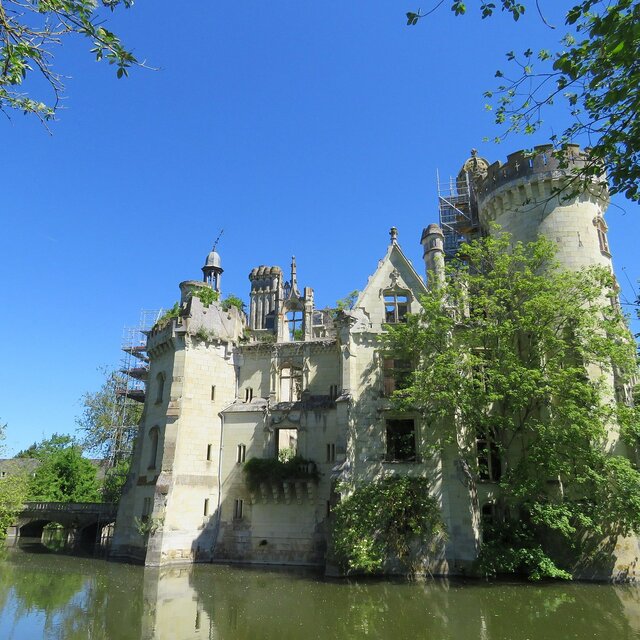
[289,255,301,297]
[389,227,398,244]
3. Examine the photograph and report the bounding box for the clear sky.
[1,1,638,455]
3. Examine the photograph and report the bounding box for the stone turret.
[421,223,445,289]
[477,144,611,272]
[202,245,223,293]
[248,266,283,331]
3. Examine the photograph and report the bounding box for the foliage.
[0,474,27,541]
[76,367,142,461]
[278,447,296,463]
[15,432,76,459]
[336,290,360,311]
[0,0,138,123]
[153,302,181,330]
[101,457,130,503]
[382,232,639,579]
[27,445,101,503]
[193,326,217,342]
[407,1,640,201]
[332,476,445,574]
[221,294,246,313]
[134,514,163,537]
[194,287,219,308]
[243,455,319,492]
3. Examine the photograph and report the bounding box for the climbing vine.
[332,476,445,574]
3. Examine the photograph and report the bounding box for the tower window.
[329,385,339,402]
[244,387,254,402]
[237,444,246,464]
[595,217,610,254]
[385,419,417,462]
[148,426,160,470]
[233,499,244,520]
[155,372,166,404]
[383,292,409,324]
[211,385,216,401]
[206,444,213,461]
[204,498,210,517]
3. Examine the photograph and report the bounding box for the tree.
[0,0,137,122]
[28,444,101,502]
[15,432,76,459]
[0,420,28,540]
[76,367,142,462]
[407,1,640,201]
[382,232,640,579]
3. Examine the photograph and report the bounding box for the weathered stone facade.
[111,146,638,578]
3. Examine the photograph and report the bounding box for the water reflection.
[1,543,640,639]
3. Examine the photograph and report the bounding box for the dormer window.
[383,291,409,324]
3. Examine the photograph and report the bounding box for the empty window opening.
[206,443,213,461]
[233,498,244,520]
[203,498,210,517]
[244,387,254,402]
[142,496,152,521]
[148,427,160,470]
[476,428,502,481]
[385,419,417,462]
[0,471,5,478]
[286,310,304,341]
[155,372,165,404]
[382,358,412,396]
[384,292,409,324]
[481,502,498,543]
[211,385,216,401]
[237,444,246,464]
[280,365,302,402]
[329,384,339,402]
[326,443,336,463]
[276,428,298,460]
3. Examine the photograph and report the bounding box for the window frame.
[385,418,418,463]
[383,290,410,324]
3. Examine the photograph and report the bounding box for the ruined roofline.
[476,144,596,199]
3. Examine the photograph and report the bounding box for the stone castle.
[111,144,636,577]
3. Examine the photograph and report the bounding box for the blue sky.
[1,1,638,455]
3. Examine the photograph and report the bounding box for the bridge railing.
[22,502,117,517]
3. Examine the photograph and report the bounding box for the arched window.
[156,372,166,404]
[383,291,409,324]
[148,426,160,470]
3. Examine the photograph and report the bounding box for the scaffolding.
[437,169,480,261]
[108,309,163,468]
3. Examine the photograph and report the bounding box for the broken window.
[383,292,409,324]
[476,427,501,481]
[286,310,304,341]
[276,428,298,460]
[280,365,302,402]
[385,419,417,462]
[382,358,412,396]
[481,502,498,543]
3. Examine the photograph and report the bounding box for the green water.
[1,542,640,640]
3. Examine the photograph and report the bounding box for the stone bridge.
[7,502,118,547]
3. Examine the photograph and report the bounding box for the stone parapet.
[477,144,590,199]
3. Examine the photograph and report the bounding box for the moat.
[2,543,640,639]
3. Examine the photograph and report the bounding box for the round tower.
[476,144,612,272]
[420,223,445,289]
